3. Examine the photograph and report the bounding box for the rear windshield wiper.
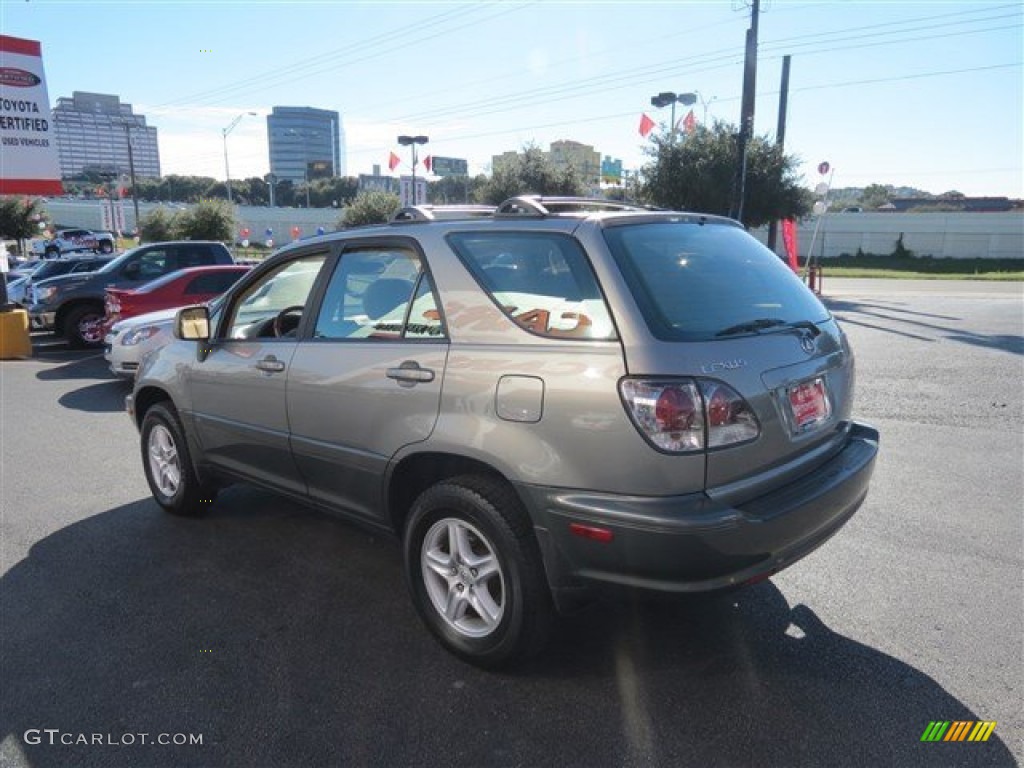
[716,318,821,338]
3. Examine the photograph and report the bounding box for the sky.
[2,0,1022,197]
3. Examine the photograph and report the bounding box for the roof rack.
[494,195,651,218]
[390,204,496,223]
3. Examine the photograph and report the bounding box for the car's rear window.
[603,221,829,341]
[447,231,616,340]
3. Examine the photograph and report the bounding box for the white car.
[104,307,178,378]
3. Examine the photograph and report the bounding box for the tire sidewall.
[65,305,104,348]
[404,485,529,665]
[140,404,194,513]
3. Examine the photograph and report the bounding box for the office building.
[52,91,160,179]
[491,140,602,187]
[267,107,344,185]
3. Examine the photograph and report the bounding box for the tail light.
[620,378,760,454]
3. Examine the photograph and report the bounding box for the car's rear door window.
[603,221,829,342]
[448,231,616,340]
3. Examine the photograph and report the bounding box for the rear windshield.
[603,221,829,341]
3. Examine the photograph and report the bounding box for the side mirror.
[175,305,210,341]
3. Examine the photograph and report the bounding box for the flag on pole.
[782,219,799,272]
[682,110,696,134]
[638,113,655,138]
[423,155,432,172]
[388,151,401,171]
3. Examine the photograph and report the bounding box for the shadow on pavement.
[825,297,1022,355]
[34,350,113,382]
[1,487,1014,768]
[57,378,131,413]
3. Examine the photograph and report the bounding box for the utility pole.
[767,55,792,252]
[122,124,141,242]
[730,0,760,224]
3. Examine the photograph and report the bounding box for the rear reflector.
[569,522,614,543]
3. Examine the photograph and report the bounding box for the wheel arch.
[55,298,104,334]
[133,385,174,430]
[385,452,521,539]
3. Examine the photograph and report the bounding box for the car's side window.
[313,246,443,341]
[447,232,616,340]
[185,271,244,295]
[224,254,328,340]
[125,249,172,280]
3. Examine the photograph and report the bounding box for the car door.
[187,251,330,495]
[286,240,449,523]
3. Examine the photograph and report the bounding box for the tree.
[638,122,808,228]
[475,145,587,205]
[172,199,234,241]
[860,183,892,209]
[341,190,400,227]
[0,197,46,241]
[138,207,176,243]
[428,174,486,204]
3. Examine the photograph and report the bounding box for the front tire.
[63,304,106,348]
[140,402,217,516]
[404,475,552,667]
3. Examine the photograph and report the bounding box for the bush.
[341,190,400,227]
[172,199,235,242]
[138,207,176,243]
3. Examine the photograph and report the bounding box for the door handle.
[386,361,435,384]
[255,355,286,373]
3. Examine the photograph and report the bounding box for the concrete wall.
[40,200,1024,258]
[751,212,1023,260]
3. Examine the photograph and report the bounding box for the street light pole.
[650,92,697,141]
[223,111,257,204]
[397,134,429,205]
[695,91,718,125]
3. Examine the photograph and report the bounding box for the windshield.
[603,221,829,342]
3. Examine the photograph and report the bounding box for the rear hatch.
[602,218,854,501]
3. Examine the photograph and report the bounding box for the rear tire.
[403,475,552,667]
[140,402,217,517]
[63,304,106,348]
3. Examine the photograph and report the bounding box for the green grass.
[808,255,1024,281]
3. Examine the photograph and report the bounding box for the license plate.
[787,377,831,433]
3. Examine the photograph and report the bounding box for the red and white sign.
[787,378,831,433]
[0,35,62,195]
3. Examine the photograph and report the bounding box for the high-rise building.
[52,91,160,179]
[267,107,344,185]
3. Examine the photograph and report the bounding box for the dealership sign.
[430,156,468,177]
[0,35,62,195]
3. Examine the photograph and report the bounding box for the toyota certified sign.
[0,35,63,195]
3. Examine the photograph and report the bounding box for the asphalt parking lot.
[1,279,1021,768]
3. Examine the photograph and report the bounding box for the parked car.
[28,241,234,348]
[105,304,202,379]
[129,197,879,667]
[103,265,250,334]
[8,256,113,307]
[31,228,116,258]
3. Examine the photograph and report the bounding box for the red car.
[103,264,251,332]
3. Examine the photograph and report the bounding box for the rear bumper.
[520,422,879,603]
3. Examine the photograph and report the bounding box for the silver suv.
[129,197,879,666]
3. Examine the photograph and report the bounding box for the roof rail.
[390,204,496,223]
[494,195,650,218]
